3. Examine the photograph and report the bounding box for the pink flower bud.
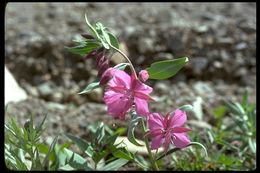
[138,70,149,82]
[100,68,116,85]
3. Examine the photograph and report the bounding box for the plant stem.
[141,119,159,171]
[110,45,138,79]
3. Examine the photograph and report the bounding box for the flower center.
[120,89,134,101]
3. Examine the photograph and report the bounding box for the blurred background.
[5,3,256,169]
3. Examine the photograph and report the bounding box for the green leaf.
[107,32,119,49]
[65,134,89,153]
[93,150,109,164]
[248,138,256,154]
[65,42,101,56]
[78,80,100,95]
[85,13,100,39]
[146,57,189,80]
[178,105,193,112]
[102,158,128,171]
[110,146,133,160]
[156,142,208,160]
[43,135,59,168]
[96,122,106,144]
[212,106,226,119]
[127,114,144,146]
[35,114,47,134]
[113,63,130,71]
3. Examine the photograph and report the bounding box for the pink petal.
[132,79,153,95]
[170,109,187,128]
[151,135,164,150]
[172,127,192,133]
[108,70,131,89]
[172,132,190,148]
[134,91,154,101]
[134,97,149,116]
[148,113,164,131]
[149,129,163,136]
[104,90,132,118]
[163,133,172,152]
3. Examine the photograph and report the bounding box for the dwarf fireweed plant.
[65,14,208,170]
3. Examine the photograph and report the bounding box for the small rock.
[194,25,209,33]
[138,37,154,54]
[235,42,248,50]
[220,50,230,61]
[217,37,234,46]
[154,81,171,95]
[38,83,53,97]
[193,82,215,97]
[191,57,209,75]
[213,61,223,68]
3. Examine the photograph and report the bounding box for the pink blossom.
[148,109,191,151]
[138,70,149,82]
[104,69,153,119]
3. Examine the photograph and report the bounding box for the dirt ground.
[5,3,256,166]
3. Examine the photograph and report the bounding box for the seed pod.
[81,33,94,39]
[84,49,97,60]
[98,59,109,77]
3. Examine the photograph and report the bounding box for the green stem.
[110,45,138,79]
[141,119,159,171]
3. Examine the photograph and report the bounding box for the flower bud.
[138,70,149,82]
[100,68,116,85]
[81,33,94,39]
[84,49,97,60]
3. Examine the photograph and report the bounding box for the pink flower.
[148,109,191,151]
[138,70,149,82]
[104,69,153,119]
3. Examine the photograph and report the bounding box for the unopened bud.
[84,49,97,60]
[100,68,116,85]
[138,70,149,82]
[81,33,94,39]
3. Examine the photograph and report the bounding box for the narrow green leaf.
[107,32,119,49]
[178,105,193,112]
[110,146,133,160]
[93,150,109,164]
[96,123,106,144]
[85,13,100,39]
[65,134,89,152]
[35,114,47,134]
[43,135,59,168]
[127,114,144,146]
[146,57,189,80]
[65,42,101,57]
[113,63,130,71]
[156,142,208,160]
[248,138,256,154]
[78,81,100,95]
[102,158,128,171]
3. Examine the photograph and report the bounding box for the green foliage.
[146,57,189,80]
[4,114,62,170]
[66,14,120,57]
[78,80,100,95]
[63,122,130,170]
[64,41,101,56]
[127,112,144,146]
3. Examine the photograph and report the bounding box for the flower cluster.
[102,68,191,150]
